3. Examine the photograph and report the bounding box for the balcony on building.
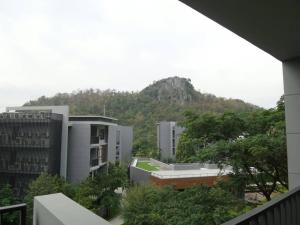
[0,193,112,225]
[90,125,108,146]
[89,146,107,172]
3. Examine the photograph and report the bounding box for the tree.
[181,97,287,201]
[122,185,251,225]
[122,185,166,225]
[75,163,128,219]
[177,111,245,162]
[24,174,75,223]
[176,132,202,162]
[200,133,287,201]
[0,184,19,225]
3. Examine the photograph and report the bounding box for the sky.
[0,0,283,111]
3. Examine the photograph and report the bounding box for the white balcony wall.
[33,193,111,225]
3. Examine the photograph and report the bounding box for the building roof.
[69,115,118,122]
[151,168,232,179]
[180,0,300,61]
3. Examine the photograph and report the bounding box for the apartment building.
[0,106,133,191]
[0,106,68,195]
[157,121,184,161]
[67,115,119,183]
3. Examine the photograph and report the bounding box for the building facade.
[157,121,184,161]
[67,121,133,183]
[0,106,133,191]
[67,116,119,183]
[116,125,133,164]
[0,109,64,195]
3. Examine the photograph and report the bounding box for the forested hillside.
[24,77,257,156]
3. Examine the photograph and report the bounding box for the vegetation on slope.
[24,76,257,156]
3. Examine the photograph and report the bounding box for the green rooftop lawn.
[136,161,159,171]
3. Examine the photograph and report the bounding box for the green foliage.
[122,185,251,225]
[178,97,287,201]
[24,174,75,223]
[23,164,128,222]
[177,111,245,162]
[0,184,19,225]
[74,164,128,219]
[24,77,257,156]
[0,184,17,206]
[136,161,159,171]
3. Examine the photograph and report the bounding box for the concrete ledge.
[129,165,151,184]
[33,193,111,225]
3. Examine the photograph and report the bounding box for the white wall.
[283,58,300,189]
[33,193,111,225]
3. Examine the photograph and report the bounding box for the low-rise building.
[130,158,231,189]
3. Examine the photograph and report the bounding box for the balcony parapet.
[0,203,26,225]
[222,185,300,225]
[33,193,112,225]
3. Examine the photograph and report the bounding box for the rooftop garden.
[136,161,160,171]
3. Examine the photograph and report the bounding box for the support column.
[283,57,300,189]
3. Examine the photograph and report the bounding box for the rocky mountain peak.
[141,76,197,104]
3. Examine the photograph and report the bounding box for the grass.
[136,161,160,171]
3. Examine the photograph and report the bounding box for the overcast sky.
[0,0,283,111]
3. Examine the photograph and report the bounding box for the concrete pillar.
[107,125,117,163]
[283,57,300,189]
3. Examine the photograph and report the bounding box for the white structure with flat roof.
[151,167,232,179]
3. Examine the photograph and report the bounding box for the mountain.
[24,77,257,155]
[141,77,197,104]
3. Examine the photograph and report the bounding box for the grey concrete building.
[116,125,133,164]
[67,115,119,183]
[0,106,133,188]
[157,121,184,161]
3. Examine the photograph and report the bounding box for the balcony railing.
[90,158,99,167]
[90,136,99,144]
[0,203,26,225]
[222,186,300,225]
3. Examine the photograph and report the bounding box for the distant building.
[0,106,133,192]
[130,158,231,189]
[67,118,133,183]
[116,126,133,164]
[157,121,184,161]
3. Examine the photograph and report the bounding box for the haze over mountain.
[25,77,257,154]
